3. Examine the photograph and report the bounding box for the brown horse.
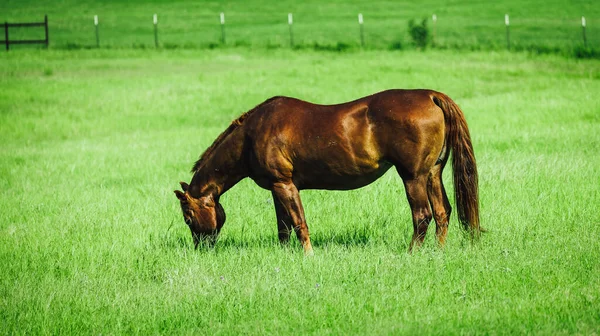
[174,89,479,254]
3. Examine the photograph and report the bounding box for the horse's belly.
[293,160,393,190]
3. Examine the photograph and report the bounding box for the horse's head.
[174,182,226,248]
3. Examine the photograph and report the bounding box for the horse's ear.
[180,181,189,192]
[174,190,187,202]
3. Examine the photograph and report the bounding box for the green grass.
[1,0,599,55]
[1,48,600,334]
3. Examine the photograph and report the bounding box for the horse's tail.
[432,92,480,239]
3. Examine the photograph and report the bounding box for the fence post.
[153,14,158,48]
[432,14,437,46]
[44,15,49,48]
[288,13,293,47]
[4,22,8,51]
[94,15,99,48]
[582,16,587,47]
[220,12,226,44]
[505,14,510,50]
[358,13,364,47]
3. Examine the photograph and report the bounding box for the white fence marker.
[288,13,294,47]
[432,14,437,45]
[220,13,226,43]
[358,13,364,47]
[582,16,587,47]
[153,14,158,25]
[505,14,510,50]
[94,15,99,47]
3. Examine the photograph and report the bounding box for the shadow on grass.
[152,221,410,252]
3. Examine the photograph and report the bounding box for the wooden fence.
[1,15,49,51]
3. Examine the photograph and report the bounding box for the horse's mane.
[191,96,283,173]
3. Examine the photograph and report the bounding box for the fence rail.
[1,13,596,57]
[84,12,596,54]
[1,15,49,51]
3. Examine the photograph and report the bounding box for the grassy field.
[1,47,599,334]
[1,0,599,54]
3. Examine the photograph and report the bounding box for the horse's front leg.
[271,181,314,256]
[272,191,293,244]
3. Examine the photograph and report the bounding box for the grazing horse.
[174,89,479,254]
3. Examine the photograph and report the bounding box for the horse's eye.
[184,218,192,226]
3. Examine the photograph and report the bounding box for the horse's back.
[247,89,442,133]
[257,89,443,122]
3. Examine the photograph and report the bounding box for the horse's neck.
[189,128,247,198]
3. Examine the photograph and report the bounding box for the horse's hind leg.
[427,164,452,247]
[402,175,433,252]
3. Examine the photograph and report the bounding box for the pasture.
[1,47,599,334]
